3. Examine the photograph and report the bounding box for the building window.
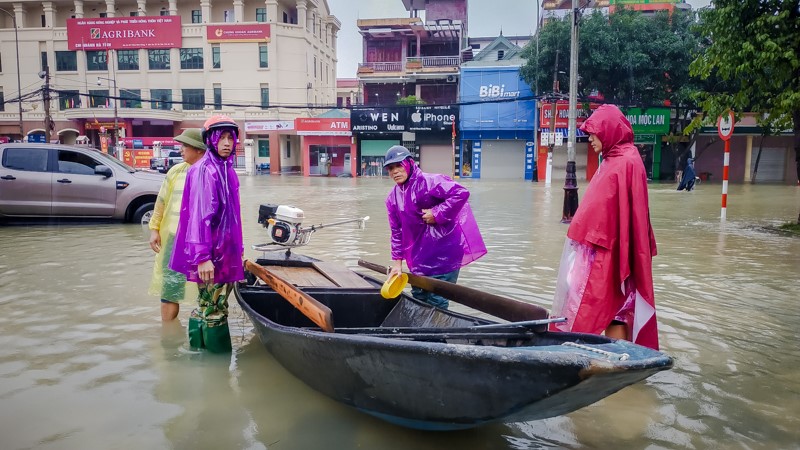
[117,50,139,70]
[0,90,4,112]
[258,140,269,157]
[260,87,269,109]
[148,49,170,70]
[121,89,141,108]
[41,52,48,71]
[212,45,221,69]
[99,12,107,18]
[55,51,77,72]
[285,139,291,158]
[160,9,169,16]
[313,56,317,78]
[497,50,505,60]
[59,90,81,110]
[86,51,108,71]
[191,10,201,23]
[150,89,172,110]
[256,8,267,22]
[182,89,205,110]
[283,11,288,23]
[180,48,203,70]
[89,89,110,108]
[259,44,268,68]
[130,11,139,16]
[213,85,222,110]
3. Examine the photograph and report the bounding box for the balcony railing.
[358,61,403,73]
[406,56,461,68]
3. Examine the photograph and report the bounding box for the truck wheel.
[133,202,155,226]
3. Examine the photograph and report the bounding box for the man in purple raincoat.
[384,145,487,309]
[170,115,244,352]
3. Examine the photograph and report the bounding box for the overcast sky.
[326,0,712,79]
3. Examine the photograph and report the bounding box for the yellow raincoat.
[148,162,198,302]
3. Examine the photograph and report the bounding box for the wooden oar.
[322,318,567,335]
[357,259,550,323]
[244,260,334,332]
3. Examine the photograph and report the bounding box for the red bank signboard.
[67,16,182,50]
[206,24,271,43]
[295,118,352,136]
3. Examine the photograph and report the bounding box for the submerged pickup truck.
[149,151,183,173]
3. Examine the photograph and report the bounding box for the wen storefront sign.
[206,24,271,43]
[295,118,351,136]
[67,16,182,50]
[351,107,407,132]
[623,108,670,134]
[350,106,458,133]
[408,106,457,132]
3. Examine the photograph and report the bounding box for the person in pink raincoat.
[550,104,660,350]
[384,145,487,309]
[170,115,244,352]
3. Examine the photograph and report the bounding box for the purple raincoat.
[386,163,487,276]
[169,150,244,283]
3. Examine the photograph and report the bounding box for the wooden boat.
[235,253,673,431]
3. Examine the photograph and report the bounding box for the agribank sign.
[67,16,182,50]
[460,67,535,130]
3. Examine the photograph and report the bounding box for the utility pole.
[562,0,580,223]
[41,66,52,144]
[0,8,24,138]
[546,50,560,186]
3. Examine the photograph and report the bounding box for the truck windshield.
[94,151,136,173]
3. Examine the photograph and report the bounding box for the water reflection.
[0,178,798,449]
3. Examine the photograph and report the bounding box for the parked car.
[0,143,164,224]
[150,151,183,173]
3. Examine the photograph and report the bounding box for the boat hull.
[236,282,672,430]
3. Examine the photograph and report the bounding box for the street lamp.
[97,76,118,148]
[0,7,24,139]
[562,0,580,223]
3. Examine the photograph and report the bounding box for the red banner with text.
[539,102,601,129]
[67,16,182,50]
[295,118,351,136]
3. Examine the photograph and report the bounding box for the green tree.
[520,8,702,107]
[396,95,426,106]
[520,8,705,178]
[689,0,800,193]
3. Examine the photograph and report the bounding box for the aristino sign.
[67,16,182,50]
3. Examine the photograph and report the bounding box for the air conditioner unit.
[446,75,457,83]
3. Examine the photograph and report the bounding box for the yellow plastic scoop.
[381,273,408,299]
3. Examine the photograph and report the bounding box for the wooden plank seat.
[312,262,375,288]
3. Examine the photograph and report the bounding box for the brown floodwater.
[1,176,798,449]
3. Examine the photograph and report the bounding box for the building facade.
[352,0,467,176]
[459,36,537,180]
[0,0,339,173]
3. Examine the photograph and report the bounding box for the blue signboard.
[459,67,536,132]
[471,140,482,179]
[27,134,46,143]
[524,140,536,180]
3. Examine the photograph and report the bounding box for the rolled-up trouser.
[188,282,233,353]
[410,269,460,310]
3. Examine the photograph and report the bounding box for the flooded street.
[1,176,798,450]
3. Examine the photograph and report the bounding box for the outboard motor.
[254,204,368,251]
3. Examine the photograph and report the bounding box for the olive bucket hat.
[174,128,207,150]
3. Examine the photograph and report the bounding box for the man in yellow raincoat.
[149,129,206,321]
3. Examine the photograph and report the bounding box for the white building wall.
[0,0,340,137]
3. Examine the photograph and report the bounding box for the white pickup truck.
[149,150,183,173]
